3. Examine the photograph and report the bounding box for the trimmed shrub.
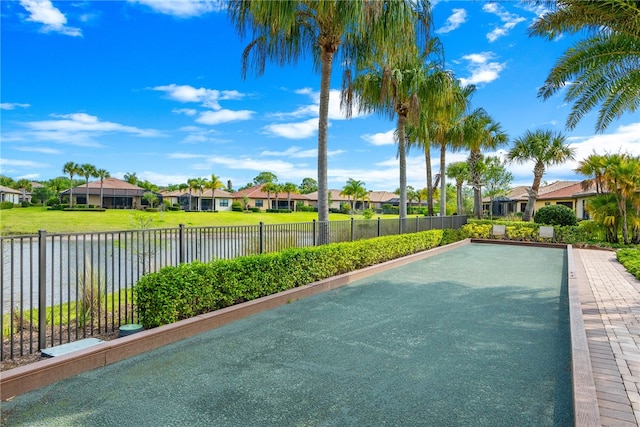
[250,207,261,213]
[0,201,14,210]
[534,204,578,226]
[21,201,31,207]
[618,249,640,280]
[231,201,243,212]
[297,205,316,212]
[135,229,446,328]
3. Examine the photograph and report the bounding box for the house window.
[545,202,551,206]
[219,199,228,207]
[255,200,263,207]
[557,201,573,209]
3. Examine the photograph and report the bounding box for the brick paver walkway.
[576,249,640,427]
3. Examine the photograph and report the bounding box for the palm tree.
[456,108,508,219]
[228,0,430,233]
[574,152,606,194]
[95,168,110,208]
[123,172,138,185]
[446,161,469,215]
[529,0,640,132]
[15,179,32,204]
[62,161,80,208]
[206,173,225,211]
[587,193,620,243]
[282,182,299,211]
[507,129,575,222]
[178,183,189,210]
[78,163,97,207]
[262,182,278,210]
[599,153,640,244]
[341,178,365,212]
[190,177,207,212]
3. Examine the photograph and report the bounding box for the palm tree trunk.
[456,182,464,215]
[100,181,104,208]
[397,114,408,222]
[212,189,216,212]
[523,163,544,221]
[317,47,334,244]
[425,150,434,216]
[469,149,483,219]
[440,143,446,216]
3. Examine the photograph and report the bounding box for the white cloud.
[0,158,48,168]
[273,88,367,120]
[172,108,197,116]
[14,146,61,154]
[6,112,163,147]
[260,146,346,158]
[19,0,82,36]
[362,129,396,146]
[153,84,245,110]
[482,2,526,42]
[458,52,505,86]
[436,8,467,34]
[0,102,31,110]
[128,0,223,18]
[196,109,254,125]
[263,118,319,139]
[168,153,206,159]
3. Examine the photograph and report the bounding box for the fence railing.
[1,215,466,361]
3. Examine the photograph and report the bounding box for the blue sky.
[1,0,639,192]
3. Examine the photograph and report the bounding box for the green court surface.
[1,243,572,426]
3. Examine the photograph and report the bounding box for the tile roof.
[0,185,21,194]
[231,184,311,200]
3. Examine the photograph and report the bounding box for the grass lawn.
[0,207,378,235]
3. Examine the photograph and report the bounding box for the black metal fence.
[1,215,466,361]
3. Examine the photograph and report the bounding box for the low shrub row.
[617,249,640,280]
[0,201,14,210]
[135,229,445,328]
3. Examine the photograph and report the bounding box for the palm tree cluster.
[340,178,368,213]
[62,162,110,208]
[530,0,640,132]
[576,153,640,244]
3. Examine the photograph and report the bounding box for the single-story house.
[161,188,233,211]
[483,181,582,217]
[367,191,397,210]
[233,184,311,210]
[0,185,21,204]
[60,177,148,209]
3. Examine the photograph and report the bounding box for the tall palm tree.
[574,152,606,194]
[529,0,640,132]
[62,161,80,208]
[228,0,430,234]
[456,108,508,219]
[282,182,299,211]
[95,168,110,208]
[78,163,97,207]
[446,161,469,215]
[206,173,225,212]
[507,129,575,222]
[190,177,207,212]
[123,172,138,185]
[345,47,435,222]
[262,182,277,210]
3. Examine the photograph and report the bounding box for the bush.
[250,207,261,213]
[0,201,14,210]
[362,208,374,219]
[297,205,316,212]
[46,197,59,206]
[341,204,351,214]
[534,205,578,226]
[145,208,159,212]
[266,209,292,213]
[231,201,243,212]
[135,230,446,328]
[21,201,31,207]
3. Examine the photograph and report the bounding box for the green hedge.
[617,249,640,280]
[135,229,445,328]
[0,201,14,210]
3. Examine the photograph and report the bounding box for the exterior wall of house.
[534,198,575,212]
[0,191,20,204]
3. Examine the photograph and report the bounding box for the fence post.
[351,217,355,241]
[259,222,264,254]
[312,220,316,246]
[178,224,185,264]
[377,217,381,237]
[38,230,47,351]
[416,216,419,232]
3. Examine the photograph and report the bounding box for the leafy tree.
[95,168,110,208]
[0,175,16,188]
[252,171,277,186]
[456,108,508,219]
[32,186,56,205]
[507,129,575,222]
[481,156,514,219]
[143,191,158,209]
[62,161,80,208]
[299,177,318,194]
[206,173,225,211]
[530,0,640,132]
[229,0,430,231]
[446,161,469,215]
